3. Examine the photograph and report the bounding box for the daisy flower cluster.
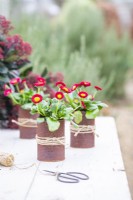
[55,81,107,124]
[30,80,107,131]
[3,76,46,110]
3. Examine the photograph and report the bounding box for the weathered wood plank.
[26,117,131,200]
[0,130,38,200]
[0,117,131,200]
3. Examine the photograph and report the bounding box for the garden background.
[0,0,133,198]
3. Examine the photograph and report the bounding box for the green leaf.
[0,65,8,74]
[86,108,99,119]
[37,117,45,123]
[97,102,108,108]
[74,111,82,124]
[19,65,33,78]
[87,104,98,111]
[71,120,79,128]
[46,117,60,132]
[41,67,48,77]
[21,103,33,110]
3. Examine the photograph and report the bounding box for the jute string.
[70,124,97,137]
[0,152,36,169]
[12,118,37,128]
[36,135,65,146]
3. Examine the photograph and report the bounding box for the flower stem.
[9,94,19,105]
[24,82,28,89]
[16,84,20,92]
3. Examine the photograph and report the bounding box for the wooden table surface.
[0,117,131,200]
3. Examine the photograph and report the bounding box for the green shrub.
[59,0,104,52]
[59,0,133,99]
[13,0,133,101]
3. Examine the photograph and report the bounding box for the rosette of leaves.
[72,100,107,124]
[60,81,108,124]
[31,98,73,132]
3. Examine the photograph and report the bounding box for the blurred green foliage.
[13,0,133,101]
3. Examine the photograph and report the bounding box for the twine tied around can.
[12,118,37,128]
[70,124,98,137]
[36,135,65,146]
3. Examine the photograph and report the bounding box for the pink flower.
[34,82,45,87]
[55,81,66,87]
[37,77,46,84]
[55,91,64,100]
[0,15,13,35]
[79,81,91,87]
[23,42,32,56]
[21,79,26,83]
[94,86,102,91]
[6,35,32,58]
[60,86,71,93]
[71,84,80,91]
[32,94,43,104]
[10,78,21,85]
[4,89,12,96]
[78,91,88,98]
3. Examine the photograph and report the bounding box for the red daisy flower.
[72,84,79,91]
[78,91,88,98]
[34,81,45,87]
[21,79,26,83]
[55,91,64,100]
[83,81,91,87]
[4,89,12,96]
[31,94,43,104]
[10,78,21,85]
[79,81,91,87]
[60,86,71,93]
[37,77,46,84]
[94,86,102,91]
[55,81,66,87]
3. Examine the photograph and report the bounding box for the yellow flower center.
[34,97,40,102]
[64,87,68,92]
[57,94,62,99]
[73,86,76,90]
[20,90,24,93]
[81,93,86,97]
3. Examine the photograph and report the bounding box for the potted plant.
[57,81,108,148]
[3,76,46,139]
[31,85,73,162]
[0,15,32,128]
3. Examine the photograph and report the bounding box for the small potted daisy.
[57,81,108,148]
[31,84,73,162]
[3,76,46,139]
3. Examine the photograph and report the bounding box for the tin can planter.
[12,107,38,139]
[70,112,95,148]
[36,120,65,162]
